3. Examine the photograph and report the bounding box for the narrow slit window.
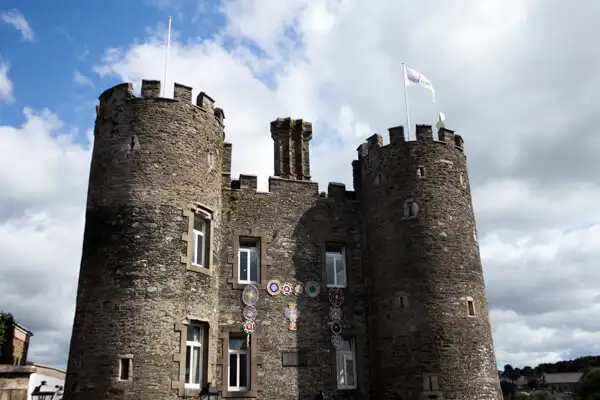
[417,167,425,177]
[467,300,475,316]
[404,199,418,217]
[119,358,131,380]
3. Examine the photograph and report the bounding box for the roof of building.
[542,372,584,384]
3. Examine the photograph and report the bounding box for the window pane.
[229,354,237,387]
[239,353,248,388]
[194,232,204,266]
[187,326,202,342]
[239,251,248,281]
[336,353,345,386]
[185,346,191,383]
[345,356,355,387]
[194,218,205,232]
[326,254,335,285]
[335,255,346,286]
[192,346,202,384]
[249,249,259,282]
[229,337,247,351]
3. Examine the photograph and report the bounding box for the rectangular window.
[119,358,131,380]
[185,325,204,389]
[238,239,260,284]
[423,374,439,391]
[228,337,249,391]
[326,244,347,288]
[192,218,208,268]
[335,337,357,390]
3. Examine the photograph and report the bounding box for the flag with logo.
[404,65,436,103]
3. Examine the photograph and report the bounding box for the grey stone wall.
[64,81,224,400]
[356,125,502,400]
[217,177,370,399]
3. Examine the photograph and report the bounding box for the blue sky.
[0,1,227,132]
[1,0,600,373]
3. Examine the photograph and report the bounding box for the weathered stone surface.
[64,81,502,400]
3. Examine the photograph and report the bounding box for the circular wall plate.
[305,281,321,298]
[243,320,255,334]
[328,288,344,307]
[243,305,257,321]
[282,282,293,296]
[242,285,259,306]
[267,280,281,296]
[331,334,343,349]
[293,282,304,296]
[329,306,342,321]
[331,321,343,335]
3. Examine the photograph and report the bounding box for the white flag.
[404,65,436,103]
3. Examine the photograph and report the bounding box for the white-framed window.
[228,337,249,391]
[192,218,207,268]
[238,239,260,284]
[336,337,357,390]
[185,325,204,389]
[326,244,347,288]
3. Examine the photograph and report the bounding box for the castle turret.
[64,80,224,399]
[271,117,312,180]
[356,125,502,400]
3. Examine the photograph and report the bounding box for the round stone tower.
[64,80,225,399]
[355,125,502,400]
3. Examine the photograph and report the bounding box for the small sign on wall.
[282,350,309,367]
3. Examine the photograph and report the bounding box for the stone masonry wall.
[64,81,224,400]
[217,177,370,400]
[357,126,502,400]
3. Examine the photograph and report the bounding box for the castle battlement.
[96,80,225,130]
[356,124,465,160]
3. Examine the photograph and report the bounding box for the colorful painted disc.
[305,281,321,298]
[331,321,343,335]
[242,284,259,306]
[243,305,257,321]
[331,334,343,349]
[293,282,304,296]
[267,280,281,296]
[243,320,255,334]
[282,282,293,296]
[328,288,344,307]
[329,306,342,321]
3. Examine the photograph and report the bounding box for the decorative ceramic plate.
[267,280,281,296]
[242,284,259,306]
[330,321,343,335]
[282,282,293,296]
[328,288,344,307]
[243,320,255,334]
[329,306,342,321]
[293,282,304,296]
[331,334,343,349]
[305,281,321,298]
[243,305,257,321]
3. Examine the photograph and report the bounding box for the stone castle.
[63,80,503,400]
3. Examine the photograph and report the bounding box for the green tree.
[0,312,14,359]
[501,380,517,398]
[578,371,600,400]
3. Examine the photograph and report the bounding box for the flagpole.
[162,16,172,97]
[402,62,411,141]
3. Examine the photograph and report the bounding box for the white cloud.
[0,109,91,366]
[0,62,14,103]
[73,69,94,87]
[0,9,34,41]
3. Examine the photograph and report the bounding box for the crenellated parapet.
[95,80,225,137]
